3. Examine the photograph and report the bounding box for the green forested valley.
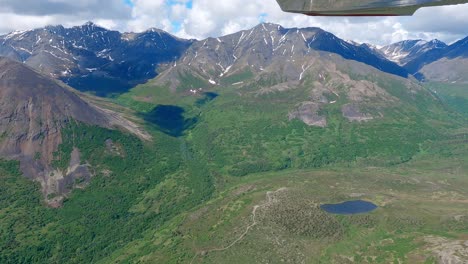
[1,69,467,263]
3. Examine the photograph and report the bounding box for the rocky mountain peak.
[428,39,447,47]
[81,21,103,30]
[44,25,66,34]
[254,22,284,31]
[145,27,170,34]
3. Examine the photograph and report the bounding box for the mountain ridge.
[380,39,448,65]
[0,22,193,96]
[380,37,468,83]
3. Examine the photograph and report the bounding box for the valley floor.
[100,136,468,264]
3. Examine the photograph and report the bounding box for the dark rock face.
[0,57,110,205]
[307,30,409,78]
[0,23,193,96]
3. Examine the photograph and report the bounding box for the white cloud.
[0,0,467,45]
[172,0,468,45]
[0,13,81,33]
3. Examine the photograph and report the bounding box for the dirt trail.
[190,188,287,263]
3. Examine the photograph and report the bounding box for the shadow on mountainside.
[143,105,198,137]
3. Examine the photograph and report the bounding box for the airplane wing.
[276,0,468,16]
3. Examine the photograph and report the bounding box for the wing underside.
[276,0,468,16]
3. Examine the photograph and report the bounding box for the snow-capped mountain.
[380,39,447,66]
[0,22,409,96]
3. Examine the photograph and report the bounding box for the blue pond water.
[321,200,378,215]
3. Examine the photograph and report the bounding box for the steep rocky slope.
[0,57,147,206]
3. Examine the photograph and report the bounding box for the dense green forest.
[0,122,214,263]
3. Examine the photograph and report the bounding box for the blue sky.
[123,0,133,7]
[124,0,193,8]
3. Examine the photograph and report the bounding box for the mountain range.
[1,22,467,98]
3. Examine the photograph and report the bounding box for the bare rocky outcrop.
[341,104,374,122]
[424,236,468,264]
[289,102,327,127]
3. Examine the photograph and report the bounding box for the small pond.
[196,92,219,106]
[321,200,378,215]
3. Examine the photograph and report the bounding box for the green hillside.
[117,63,462,174]
[425,82,468,116]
